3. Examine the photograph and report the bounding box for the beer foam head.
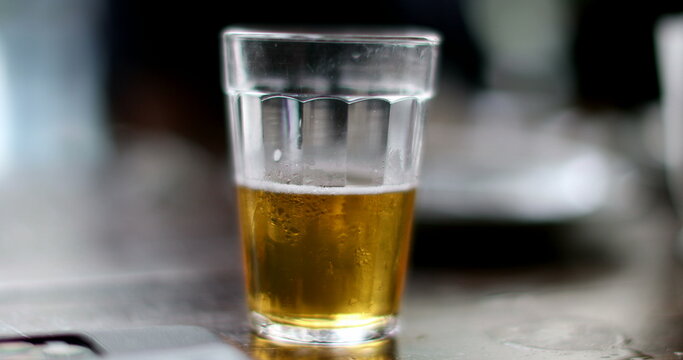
[237,179,415,195]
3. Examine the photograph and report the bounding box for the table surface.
[1,135,683,360]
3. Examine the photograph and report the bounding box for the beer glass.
[222,26,440,345]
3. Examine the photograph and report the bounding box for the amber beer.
[237,181,416,332]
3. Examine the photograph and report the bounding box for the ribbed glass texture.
[223,27,440,188]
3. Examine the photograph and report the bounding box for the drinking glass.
[221,26,440,345]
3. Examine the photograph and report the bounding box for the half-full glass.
[221,26,440,345]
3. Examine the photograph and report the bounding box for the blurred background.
[0,0,683,285]
[5,1,683,358]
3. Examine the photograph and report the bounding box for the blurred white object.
[657,14,683,214]
[418,91,614,222]
[0,0,109,175]
[414,1,620,222]
[419,136,611,222]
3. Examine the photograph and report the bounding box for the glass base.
[250,312,398,346]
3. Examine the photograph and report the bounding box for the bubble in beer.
[237,181,416,328]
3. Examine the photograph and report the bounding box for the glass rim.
[222,25,441,45]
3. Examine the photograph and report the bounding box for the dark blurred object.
[103,0,484,158]
[409,217,625,271]
[103,0,683,153]
[412,221,571,268]
[572,0,683,110]
[397,0,484,88]
[105,2,230,156]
